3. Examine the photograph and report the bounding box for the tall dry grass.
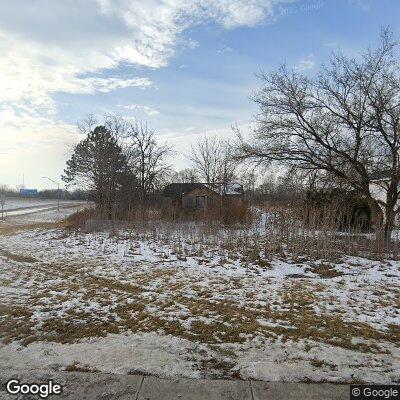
[160,198,251,225]
[65,201,399,262]
[261,203,399,261]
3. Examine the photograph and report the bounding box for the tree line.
[62,114,242,217]
[63,29,400,240]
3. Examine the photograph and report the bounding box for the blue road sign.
[19,189,38,196]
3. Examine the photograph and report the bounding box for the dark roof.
[163,183,205,198]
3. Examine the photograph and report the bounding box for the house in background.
[163,182,244,210]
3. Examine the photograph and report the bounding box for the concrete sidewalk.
[0,370,349,399]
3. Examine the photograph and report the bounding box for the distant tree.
[124,120,173,202]
[38,189,90,201]
[77,114,99,136]
[189,136,221,186]
[62,125,129,218]
[253,169,306,204]
[239,169,258,196]
[0,184,13,196]
[238,29,400,240]
[104,113,129,138]
[219,142,238,192]
[169,168,199,183]
[189,136,238,188]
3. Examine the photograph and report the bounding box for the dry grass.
[69,200,400,266]
[64,207,99,230]
[0,206,398,371]
[1,257,397,355]
[0,304,34,344]
[161,198,252,226]
[307,263,344,278]
[0,221,63,236]
[65,362,99,373]
[257,205,400,261]
[0,249,38,263]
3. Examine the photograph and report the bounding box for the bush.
[65,208,98,230]
[305,189,372,232]
[161,197,251,226]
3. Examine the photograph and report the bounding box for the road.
[0,201,89,218]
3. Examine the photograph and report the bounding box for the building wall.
[182,187,218,208]
[165,185,244,210]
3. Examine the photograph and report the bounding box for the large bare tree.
[124,120,173,202]
[189,136,237,189]
[239,30,400,240]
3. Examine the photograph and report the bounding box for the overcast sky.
[0,0,399,189]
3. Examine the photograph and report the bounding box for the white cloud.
[0,1,294,115]
[117,104,160,116]
[218,46,234,54]
[160,121,252,170]
[0,106,80,189]
[79,77,152,93]
[0,0,295,185]
[295,53,316,71]
[0,109,77,157]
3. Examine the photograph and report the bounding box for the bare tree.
[169,168,199,183]
[77,114,99,136]
[239,169,258,195]
[125,120,173,202]
[239,29,400,240]
[189,136,238,188]
[219,142,238,192]
[104,113,129,139]
[78,113,129,141]
[0,184,10,194]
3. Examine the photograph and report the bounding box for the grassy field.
[0,209,399,383]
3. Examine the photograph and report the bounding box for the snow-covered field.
[0,208,399,383]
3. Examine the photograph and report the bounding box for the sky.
[0,0,399,189]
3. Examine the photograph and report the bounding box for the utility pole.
[42,177,60,211]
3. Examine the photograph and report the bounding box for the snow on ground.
[7,205,87,223]
[0,209,399,383]
[1,197,85,211]
[0,201,89,224]
[0,332,203,378]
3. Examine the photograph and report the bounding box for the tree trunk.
[368,200,384,242]
[384,179,398,243]
[384,206,395,242]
